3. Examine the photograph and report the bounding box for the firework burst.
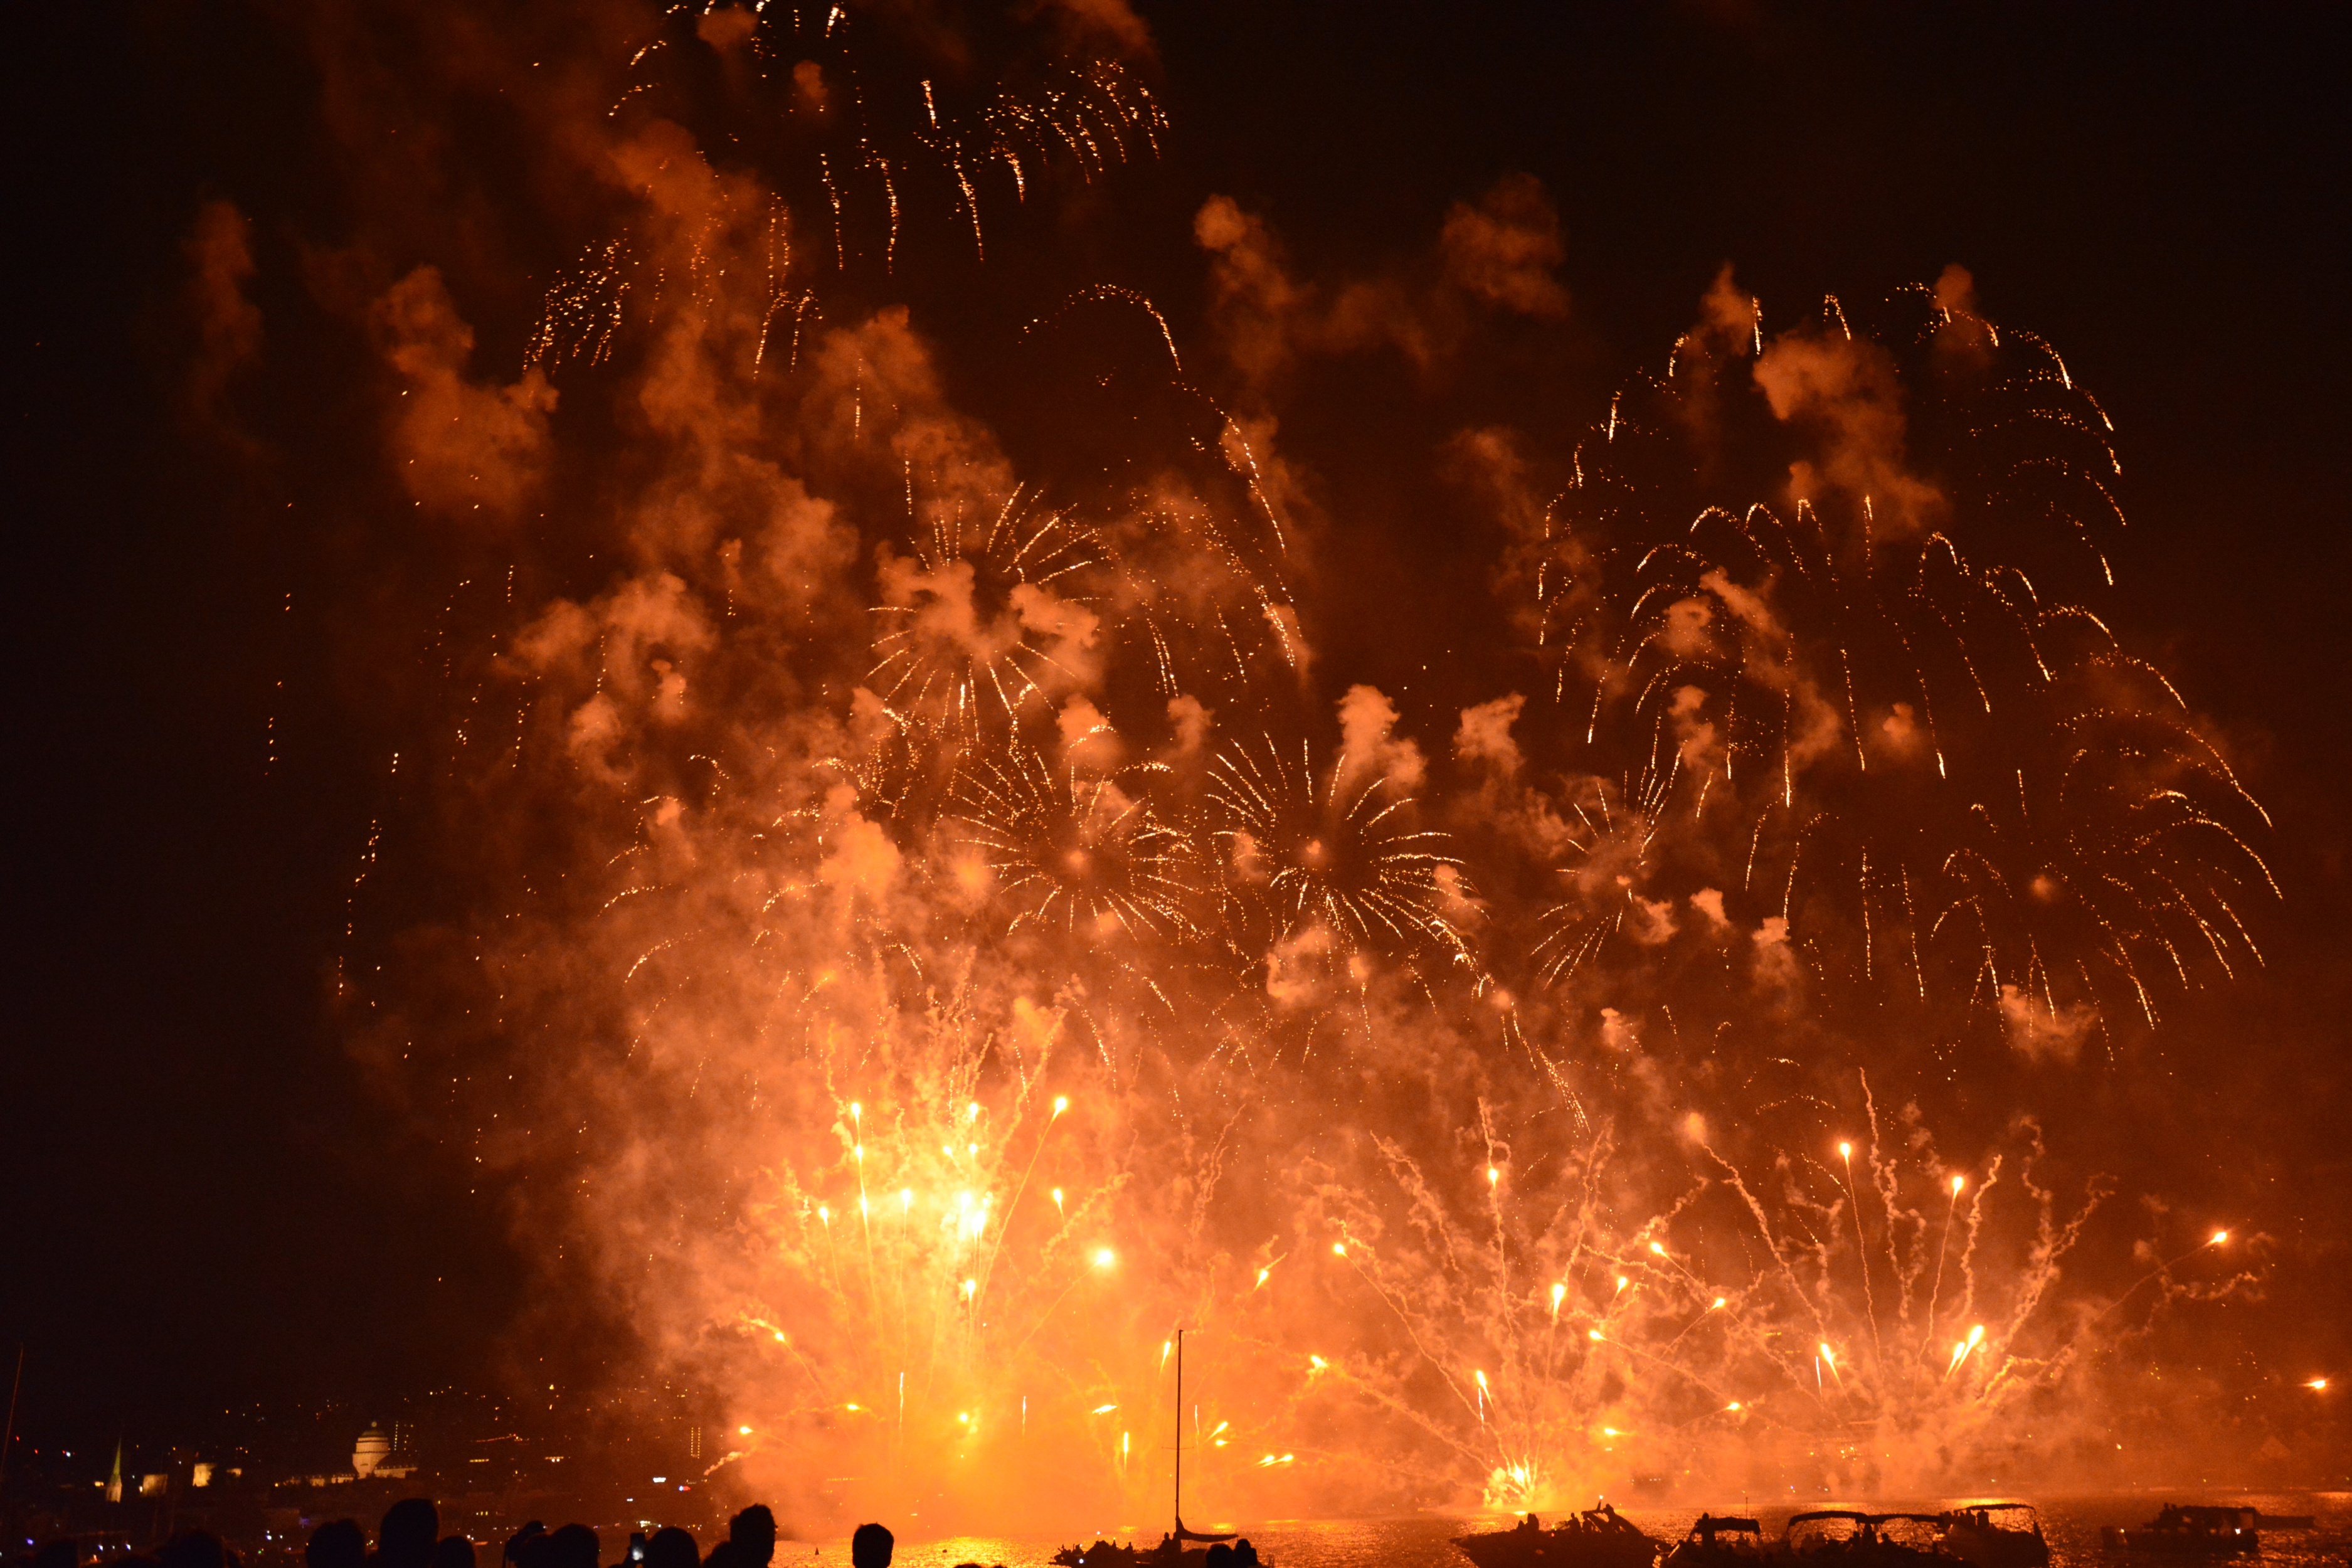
[1209,738,1473,972]
[1508,283,2272,1054]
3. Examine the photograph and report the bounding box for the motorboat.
[1453,1505,1663,1568]
[1781,1512,1942,1568]
[1661,1515,1767,1568]
[1938,1505,2050,1568]
[2100,1506,2259,1557]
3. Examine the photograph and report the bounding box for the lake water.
[790,1495,2352,1568]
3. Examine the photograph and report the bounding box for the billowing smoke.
[254,0,2282,1532]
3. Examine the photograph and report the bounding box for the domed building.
[352,1424,391,1478]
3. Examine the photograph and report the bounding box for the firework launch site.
[3,1,2348,1559]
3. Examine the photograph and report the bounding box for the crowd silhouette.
[6,1502,897,1568]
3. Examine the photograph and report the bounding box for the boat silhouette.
[1052,1331,1265,1568]
[1451,1504,1662,1568]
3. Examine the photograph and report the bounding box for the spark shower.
[323,0,2275,1533]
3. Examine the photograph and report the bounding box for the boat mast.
[1173,1327,1184,1544]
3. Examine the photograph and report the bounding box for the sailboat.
[1052,1330,1268,1568]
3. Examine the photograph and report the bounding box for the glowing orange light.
[1092,1247,1115,1269]
[1838,1140,1853,1162]
[1333,1242,1348,1257]
[2211,1229,2230,1245]
[1052,1095,1069,1117]
[1951,1174,1966,1196]
[1091,1403,1117,1415]
[2307,1378,2329,1391]
[1487,1166,1500,1185]
[1255,1267,1272,1289]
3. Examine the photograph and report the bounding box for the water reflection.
[794,1495,2351,1568]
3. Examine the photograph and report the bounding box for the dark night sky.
[3,1,2346,1449]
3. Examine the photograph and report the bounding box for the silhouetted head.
[502,1527,545,1568]
[727,1510,775,1568]
[849,1525,891,1568]
[311,1522,369,1568]
[35,1540,80,1568]
[544,1526,599,1568]
[1205,1545,1233,1568]
[159,1530,228,1568]
[644,1529,699,1568]
[432,1539,477,1568]
[379,1502,442,1568]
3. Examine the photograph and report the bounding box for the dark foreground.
[12,1496,2351,1568]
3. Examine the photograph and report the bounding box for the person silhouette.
[311,1522,369,1568]
[158,1531,228,1568]
[730,1510,777,1568]
[502,1527,546,1568]
[1232,1544,1258,1568]
[546,1525,600,1568]
[378,1503,441,1568]
[433,1539,477,1568]
[1205,1546,1233,1568]
[849,1525,892,1568]
[644,1530,699,1568]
